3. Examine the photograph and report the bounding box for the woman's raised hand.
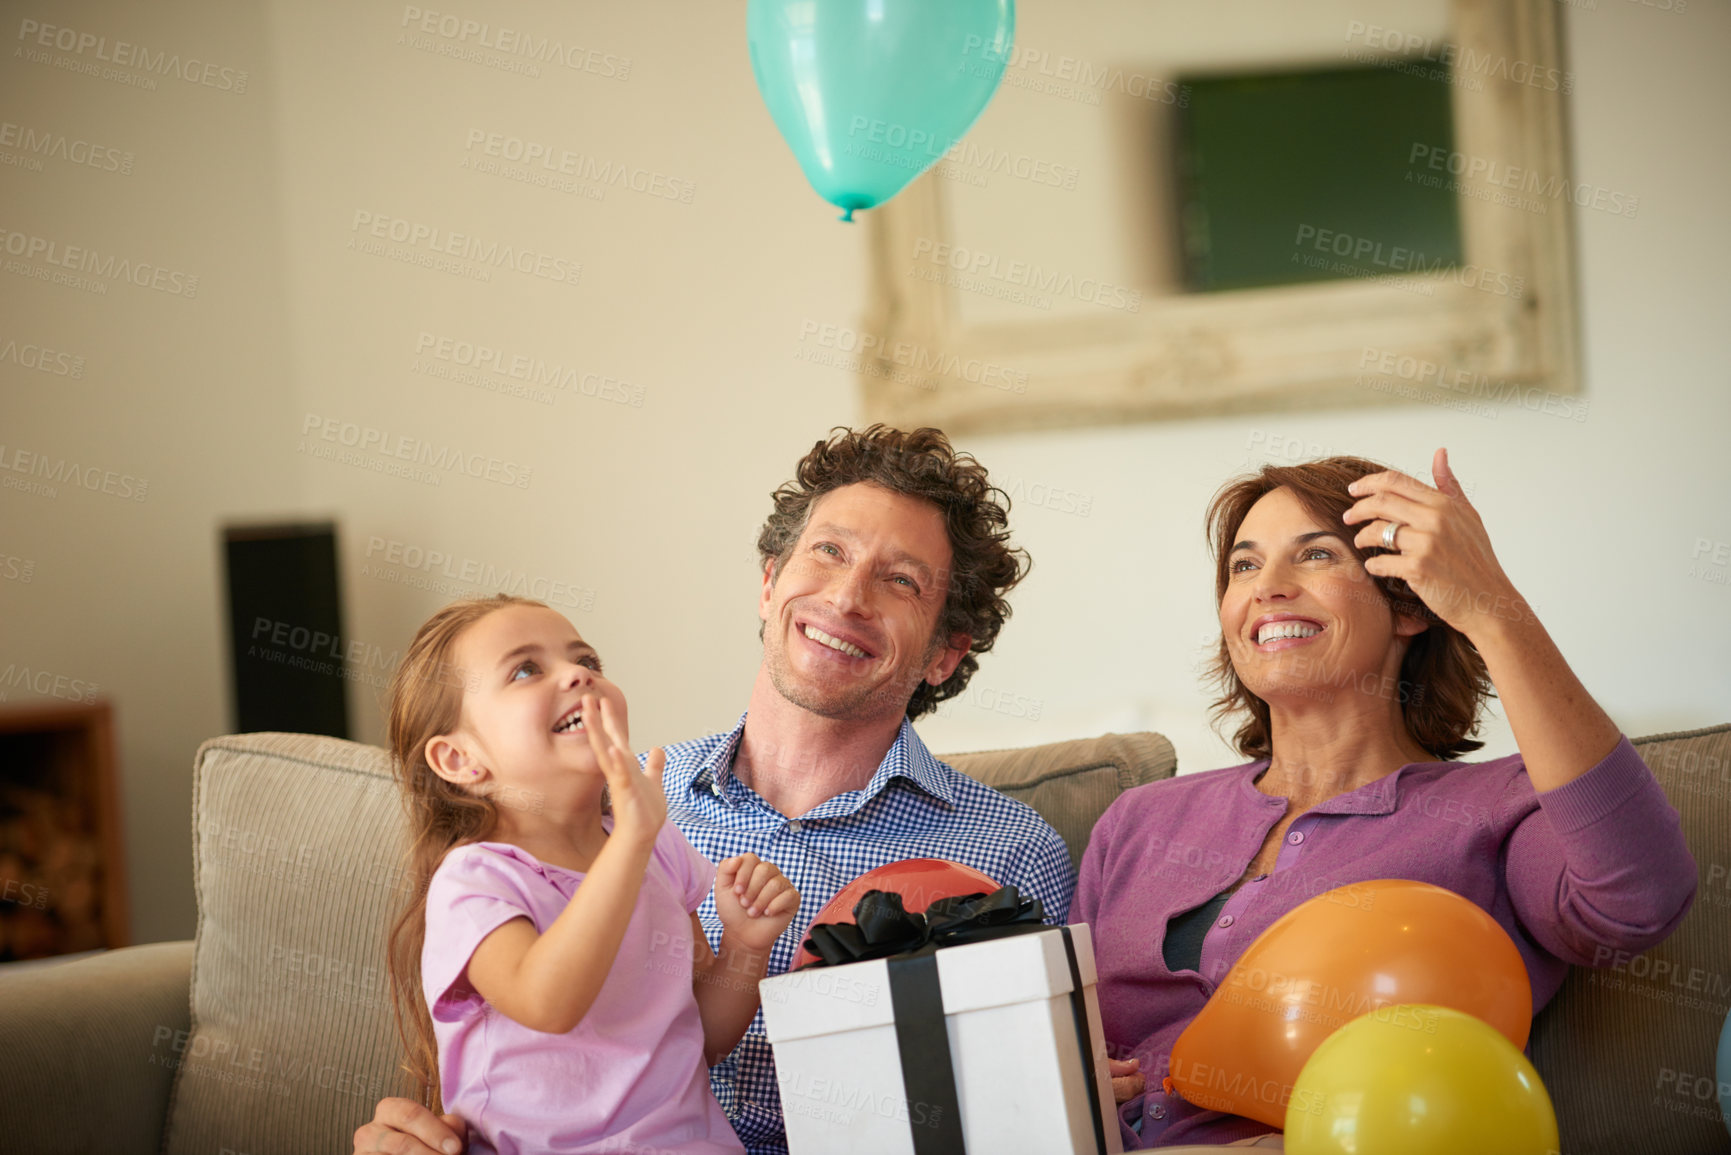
[580,692,667,846]
[1341,448,1532,641]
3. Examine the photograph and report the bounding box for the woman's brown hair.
[1204,456,1492,761]
[384,594,543,1112]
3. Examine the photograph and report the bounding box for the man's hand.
[713,853,800,953]
[1109,1057,1145,1105]
[352,1098,465,1154]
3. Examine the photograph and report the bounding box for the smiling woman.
[1206,455,1492,764]
[1074,451,1696,1149]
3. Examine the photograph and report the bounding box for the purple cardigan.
[1073,735,1696,1149]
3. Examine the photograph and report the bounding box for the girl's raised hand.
[713,854,800,953]
[580,692,666,847]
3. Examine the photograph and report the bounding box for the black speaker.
[223,522,350,738]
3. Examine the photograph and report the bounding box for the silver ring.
[1381,521,1402,551]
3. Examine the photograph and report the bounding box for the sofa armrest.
[0,940,193,1155]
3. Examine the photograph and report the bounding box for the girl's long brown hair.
[385,594,544,1112]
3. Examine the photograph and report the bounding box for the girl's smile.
[552,702,586,733]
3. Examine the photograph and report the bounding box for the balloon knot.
[838,207,856,223]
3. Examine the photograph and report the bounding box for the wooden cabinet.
[0,700,128,959]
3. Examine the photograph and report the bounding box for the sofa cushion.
[946,731,1178,870]
[164,728,1167,1154]
[164,733,407,1155]
[1527,723,1731,1155]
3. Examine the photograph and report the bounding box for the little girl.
[385,594,800,1154]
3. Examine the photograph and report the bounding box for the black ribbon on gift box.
[796,886,1110,1155]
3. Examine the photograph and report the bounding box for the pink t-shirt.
[423,822,745,1155]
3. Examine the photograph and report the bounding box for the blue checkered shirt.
[661,713,1076,1155]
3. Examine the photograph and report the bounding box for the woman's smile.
[1251,613,1327,651]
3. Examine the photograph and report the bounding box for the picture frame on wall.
[859,0,1584,434]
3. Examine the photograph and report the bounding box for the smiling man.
[357,425,1076,1155]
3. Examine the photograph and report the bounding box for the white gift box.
[760,924,1123,1155]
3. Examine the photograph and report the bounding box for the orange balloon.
[1166,879,1532,1128]
[789,857,1001,969]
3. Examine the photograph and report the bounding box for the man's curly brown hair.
[756,425,1030,720]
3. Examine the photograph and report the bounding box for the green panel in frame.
[1176,63,1464,293]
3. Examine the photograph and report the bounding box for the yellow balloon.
[1285,1004,1559,1155]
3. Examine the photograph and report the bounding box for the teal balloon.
[1719,1008,1731,1138]
[747,0,1015,221]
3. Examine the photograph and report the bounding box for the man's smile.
[797,620,875,661]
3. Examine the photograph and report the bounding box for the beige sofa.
[3,725,1727,1155]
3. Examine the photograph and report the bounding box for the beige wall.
[2,0,1725,944]
[3,0,304,944]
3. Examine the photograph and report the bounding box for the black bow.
[799,886,1046,968]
